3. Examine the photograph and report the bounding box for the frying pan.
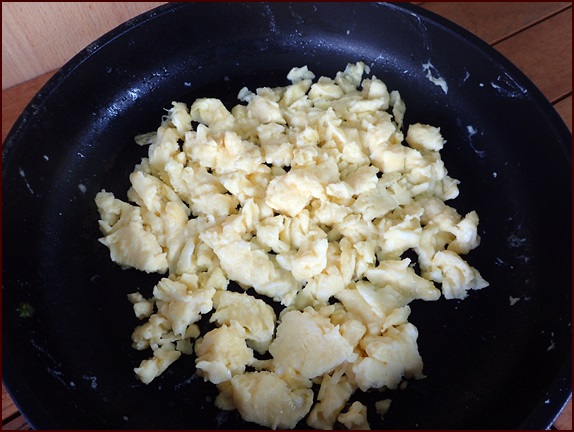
[2,2,571,429]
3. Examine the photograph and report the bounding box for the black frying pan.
[2,3,571,429]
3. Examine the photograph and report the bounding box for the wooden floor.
[2,2,571,430]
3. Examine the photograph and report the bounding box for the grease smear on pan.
[422,61,448,94]
[95,62,489,429]
[466,125,487,158]
[18,168,35,195]
[489,73,528,98]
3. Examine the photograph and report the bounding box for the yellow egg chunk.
[229,371,314,430]
[269,309,356,379]
[337,401,370,430]
[306,364,356,430]
[210,291,276,354]
[352,323,424,391]
[195,322,255,384]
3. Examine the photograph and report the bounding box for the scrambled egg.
[96,62,489,429]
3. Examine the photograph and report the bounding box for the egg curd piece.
[153,277,216,337]
[210,291,277,354]
[306,364,357,430]
[209,238,300,306]
[95,191,168,274]
[265,169,325,218]
[229,371,314,430]
[195,322,255,385]
[352,323,424,392]
[269,309,357,379]
[337,401,370,430]
[134,347,181,385]
[426,250,489,299]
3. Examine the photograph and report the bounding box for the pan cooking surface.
[2,3,571,429]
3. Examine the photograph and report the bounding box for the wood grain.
[494,8,572,103]
[2,384,19,422]
[554,96,573,131]
[1,2,167,89]
[2,415,31,430]
[420,2,571,44]
[2,71,55,143]
[554,397,573,430]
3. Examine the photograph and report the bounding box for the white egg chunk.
[390,90,406,129]
[352,179,404,221]
[287,65,316,83]
[127,292,154,320]
[290,238,329,282]
[337,401,370,430]
[343,165,379,195]
[254,215,291,254]
[307,365,356,430]
[131,313,173,351]
[186,127,264,176]
[127,169,192,271]
[335,285,413,336]
[364,259,441,302]
[406,123,446,152]
[147,124,181,182]
[95,191,168,273]
[377,207,423,259]
[153,277,216,337]
[352,323,424,392]
[447,210,481,254]
[269,309,356,379]
[265,169,324,217]
[208,237,300,306]
[229,371,314,429]
[195,322,255,384]
[257,122,294,166]
[247,95,286,125]
[189,98,235,130]
[134,347,181,385]
[427,250,489,299]
[210,291,276,354]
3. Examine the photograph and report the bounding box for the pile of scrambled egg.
[95,62,488,429]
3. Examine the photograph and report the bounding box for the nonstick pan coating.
[2,3,571,429]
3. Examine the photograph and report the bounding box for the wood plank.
[554,96,572,132]
[554,397,572,430]
[1,2,168,89]
[2,414,31,430]
[2,384,19,421]
[420,2,571,44]
[494,8,572,103]
[2,70,55,143]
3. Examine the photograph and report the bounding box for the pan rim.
[2,2,571,430]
